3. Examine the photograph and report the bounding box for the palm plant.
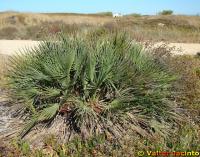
[7,33,180,140]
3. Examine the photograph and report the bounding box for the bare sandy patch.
[168,43,200,55]
[0,40,39,56]
[0,40,200,56]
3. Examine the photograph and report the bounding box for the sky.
[0,0,199,15]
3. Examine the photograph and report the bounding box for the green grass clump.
[159,10,173,15]
[95,12,113,16]
[7,33,179,141]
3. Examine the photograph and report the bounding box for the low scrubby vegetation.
[159,10,173,15]
[0,12,200,42]
[0,32,198,156]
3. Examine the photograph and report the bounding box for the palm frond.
[20,103,59,138]
[7,33,180,140]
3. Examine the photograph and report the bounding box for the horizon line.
[0,10,199,16]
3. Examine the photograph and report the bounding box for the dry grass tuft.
[0,54,9,86]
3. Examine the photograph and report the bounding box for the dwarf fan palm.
[7,33,179,140]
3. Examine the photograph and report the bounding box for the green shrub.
[95,12,113,16]
[7,33,179,140]
[128,13,141,17]
[159,10,173,15]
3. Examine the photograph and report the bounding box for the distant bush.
[96,12,113,16]
[127,13,141,17]
[159,10,173,15]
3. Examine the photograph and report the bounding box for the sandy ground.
[0,40,39,56]
[164,43,200,55]
[0,40,200,56]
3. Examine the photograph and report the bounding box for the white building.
[113,13,123,18]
